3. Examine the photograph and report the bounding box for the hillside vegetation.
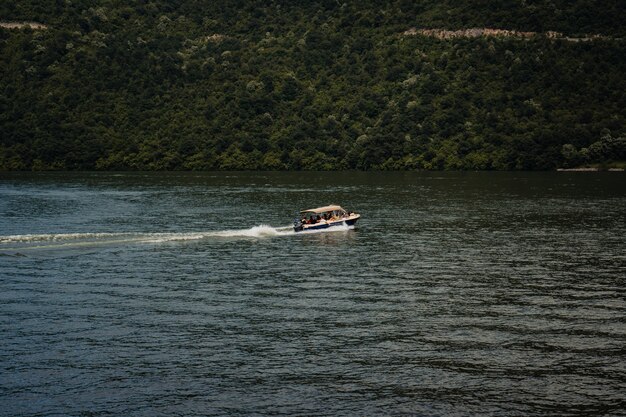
[1,0,625,170]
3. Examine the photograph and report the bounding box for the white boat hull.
[294,214,360,232]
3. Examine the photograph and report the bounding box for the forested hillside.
[1,0,625,170]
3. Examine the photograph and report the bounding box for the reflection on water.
[0,171,625,416]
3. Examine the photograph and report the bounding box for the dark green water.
[1,171,625,416]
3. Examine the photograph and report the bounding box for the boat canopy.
[301,205,344,214]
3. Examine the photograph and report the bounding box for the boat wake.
[0,223,354,250]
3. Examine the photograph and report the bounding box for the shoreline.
[557,167,624,172]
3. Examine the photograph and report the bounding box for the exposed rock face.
[402,27,611,42]
[0,21,48,30]
[205,34,226,43]
[403,27,535,39]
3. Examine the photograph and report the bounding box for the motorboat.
[293,205,360,232]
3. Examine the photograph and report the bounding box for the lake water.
[1,171,625,416]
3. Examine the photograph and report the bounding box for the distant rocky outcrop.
[404,27,534,39]
[403,27,612,42]
[0,21,48,30]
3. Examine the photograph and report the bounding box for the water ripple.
[1,172,625,416]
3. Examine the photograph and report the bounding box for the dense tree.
[0,1,624,170]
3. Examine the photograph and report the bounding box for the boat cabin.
[293,204,360,231]
[300,205,350,225]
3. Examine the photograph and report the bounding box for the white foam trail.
[0,223,354,247]
[0,232,136,243]
[214,224,288,238]
[140,225,294,243]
